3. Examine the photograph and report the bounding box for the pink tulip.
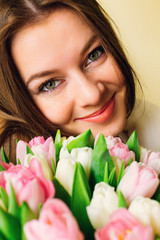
[94,134,122,149]
[2,159,55,213]
[24,199,84,240]
[0,161,13,170]
[117,162,159,205]
[105,136,122,149]
[142,150,160,174]
[16,136,55,168]
[95,208,154,240]
[0,161,13,188]
[109,143,135,166]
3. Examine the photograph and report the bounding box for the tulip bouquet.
[0,129,160,240]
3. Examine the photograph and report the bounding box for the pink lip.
[76,95,115,123]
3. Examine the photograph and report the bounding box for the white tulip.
[129,196,160,235]
[59,136,76,159]
[62,136,75,148]
[56,147,92,195]
[140,146,148,163]
[24,153,53,180]
[86,182,118,229]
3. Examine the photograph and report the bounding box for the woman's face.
[11,8,127,137]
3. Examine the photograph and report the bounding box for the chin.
[90,116,127,138]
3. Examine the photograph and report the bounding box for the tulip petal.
[16,141,27,164]
[127,157,133,166]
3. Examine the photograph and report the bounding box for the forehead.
[11,8,95,81]
[11,7,93,51]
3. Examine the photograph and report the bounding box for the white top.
[124,100,160,151]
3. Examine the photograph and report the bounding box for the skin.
[11,8,127,137]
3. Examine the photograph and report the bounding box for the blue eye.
[39,79,61,92]
[86,46,104,66]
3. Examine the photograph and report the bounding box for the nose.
[70,70,105,107]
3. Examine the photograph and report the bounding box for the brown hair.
[0,0,141,162]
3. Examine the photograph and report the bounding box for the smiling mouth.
[76,95,115,123]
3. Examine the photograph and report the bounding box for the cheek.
[94,56,126,88]
[109,63,126,88]
[33,96,74,125]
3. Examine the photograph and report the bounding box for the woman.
[0,0,157,161]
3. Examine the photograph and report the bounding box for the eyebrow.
[81,34,98,56]
[26,70,58,87]
[26,34,98,86]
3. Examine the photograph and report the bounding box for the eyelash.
[38,79,62,93]
[38,45,105,93]
[85,45,105,67]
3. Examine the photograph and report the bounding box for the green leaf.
[89,134,114,191]
[1,147,9,163]
[20,201,36,225]
[0,164,6,172]
[108,167,117,188]
[20,202,37,240]
[0,231,7,240]
[127,157,133,166]
[53,177,71,208]
[127,130,140,162]
[155,235,160,240]
[26,145,34,155]
[118,190,127,208]
[0,206,21,240]
[152,184,160,202]
[104,162,109,184]
[8,183,20,219]
[117,160,124,187]
[66,129,94,153]
[17,158,21,165]
[38,203,42,215]
[55,129,63,164]
[71,162,94,240]
[51,157,56,175]
[0,187,8,210]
